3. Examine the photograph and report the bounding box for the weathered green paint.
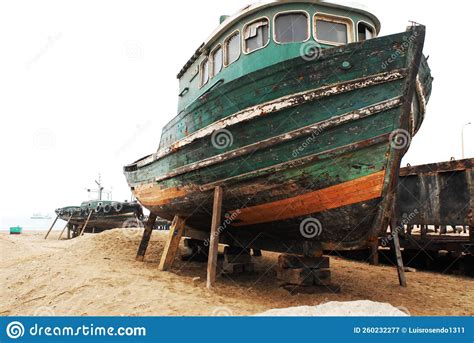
[164,36,409,148]
[176,1,380,114]
[127,30,430,187]
[123,2,433,251]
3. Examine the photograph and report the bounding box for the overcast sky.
[0,0,472,220]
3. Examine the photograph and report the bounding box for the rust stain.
[230,171,386,226]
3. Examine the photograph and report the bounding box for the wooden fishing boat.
[55,200,143,235]
[124,0,433,254]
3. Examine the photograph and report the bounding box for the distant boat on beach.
[10,226,22,235]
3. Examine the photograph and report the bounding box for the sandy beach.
[1,230,473,316]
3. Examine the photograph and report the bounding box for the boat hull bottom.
[150,198,381,252]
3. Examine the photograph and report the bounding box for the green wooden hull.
[124,26,432,253]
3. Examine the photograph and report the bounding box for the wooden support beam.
[58,215,73,240]
[158,216,186,271]
[421,225,427,240]
[392,230,407,287]
[368,237,379,266]
[391,204,407,287]
[44,214,60,239]
[207,186,224,289]
[72,225,78,238]
[79,210,93,237]
[136,214,157,261]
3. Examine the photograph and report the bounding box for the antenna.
[94,174,104,200]
[86,174,110,200]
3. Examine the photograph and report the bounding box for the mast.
[95,174,104,200]
[86,174,109,200]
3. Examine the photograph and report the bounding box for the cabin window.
[274,12,309,43]
[211,46,223,77]
[244,18,269,53]
[200,58,209,87]
[358,22,374,41]
[315,15,350,45]
[224,31,240,66]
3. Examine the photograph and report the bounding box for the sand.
[256,301,408,316]
[1,230,473,316]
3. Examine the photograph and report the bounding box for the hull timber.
[124,24,432,252]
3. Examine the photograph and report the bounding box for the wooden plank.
[135,135,390,206]
[391,205,407,287]
[79,210,93,237]
[44,214,59,239]
[155,98,402,183]
[58,215,73,240]
[155,70,406,162]
[158,216,186,271]
[392,230,407,287]
[197,135,390,193]
[136,214,157,262]
[207,186,223,289]
[231,171,385,226]
[369,237,379,266]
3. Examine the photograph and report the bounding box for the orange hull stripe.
[231,171,386,226]
[134,185,190,207]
